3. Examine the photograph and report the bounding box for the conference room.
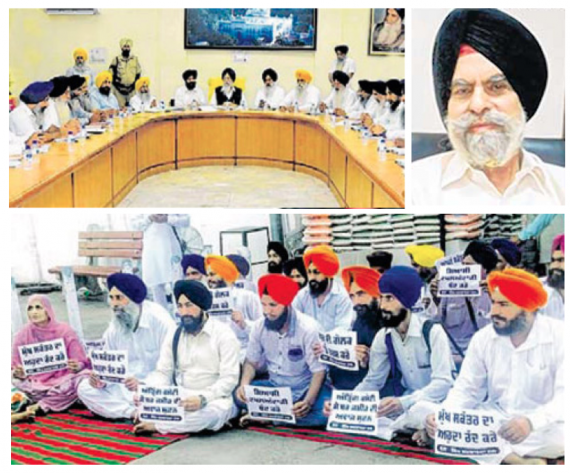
[9,8,406,209]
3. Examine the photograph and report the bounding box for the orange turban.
[258,274,299,306]
[205,255,239,284]
[303,245,339,278]
[295,69,313,83]
[95,71,112,89]
[341,266,381,298]
[487,268,547,312]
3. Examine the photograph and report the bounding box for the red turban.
[303,245,339,277]
[205,255,239,284]
[552,234,564,255]
[341,266,381,298]
[258,274,299,306]
[487,268,547,312]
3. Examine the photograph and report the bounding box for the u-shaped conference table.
[9,111,405,208]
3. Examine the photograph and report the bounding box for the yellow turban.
[405,245,444,269]
[205,255,239,284]
[120,38,133,48]
[95,71,112,89]
[295,69,313,83]
[135,77,150,92]
[73,48,88,61]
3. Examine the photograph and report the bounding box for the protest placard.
[19,338,68,376]
[318,330,358,371]
[138,386,184,424]
[435,407,505,458]
[435,252,464,271]
[208,288,233,321]
[438,264,481,297]
[327,390,379,436]
[244,385,296,424]
[84,339,106,355]
[90,350,128,383]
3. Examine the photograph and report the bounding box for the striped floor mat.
[11,408,187,465]
[248,425,477,465]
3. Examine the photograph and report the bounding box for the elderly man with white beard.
[412,9,565,206]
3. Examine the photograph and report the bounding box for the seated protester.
[267,241,289,274]
[90,71,120,113]
[78,273,175,419]
[366,250,393,275]
[210,67,246,109]
[348,80,380,120]
[292,245,353,332]
[491,238,522,270]
[181,254,207,282]
[405,245,444,317]
[68,75,105,126]
[227,254,257,294]
[205,255,262,362]
[325,267,455,439]
[11,295,90,417]
[66,47,95,87]
[43,76,81,136]
[315,266,384,390]
[130,77,157,113]
[174,69,207,109]
[434,240,497,367]
[284,257,308,290]
[370,78,404,137]
[134,280,240,435]
[539,234,564,320]
[361,80,388,130]
[234,274,330,427]
[280,70,320,113]
[319,71,361,117]
[328,45,356,85]
[254,68,286,111]
[9,81,55,144]
[423,268,564,465]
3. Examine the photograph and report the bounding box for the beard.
[381,307,408,328]
[264,307,289,332]
[179,312,205,334]
[268,261,283,274]
[207,278,227,290]
[491,311,528,336]
[376,18,402,46]
[447,109,526,170]
[547,268,565,290]
[354,298,383,328]
[309,278,329,297]
[113,302,140,332]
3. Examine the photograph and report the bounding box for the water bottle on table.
[23,145,33,170]
[377,136,387,161]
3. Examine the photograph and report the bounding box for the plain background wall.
[9,8,405,106]
[412,8,565,139]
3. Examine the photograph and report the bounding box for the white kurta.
[323,87,361,116]
[254,84,286,110]
[42,99,64,130]
[130,93,157,113]
[329,57,357,76]
[282,85,321,113]
[375,101,404,132]
[9,103,40,140]
[539,280,564,320]
[77,301,176,419]
[10,131,25,156]
[66,64,96,87]
[144,318,240,434]
[348,96,380,120]
[173,86,207,109]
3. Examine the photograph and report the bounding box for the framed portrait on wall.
[369,9,405,55]
[184,9,318,51]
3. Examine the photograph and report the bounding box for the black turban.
[390,9,405,21]
[221,67,236,82]
[68,75,86,92]
[386,79,403,96]
[107,273,147,304]
[358,80,373,95]
[182,69,198,81]
[463,240,499,273]
[371,81,386,95]
[491,238,522,267]
[366,251,393,270]
[174,280,213,312]
[227,254,250,277]
[284,257,308,280]
[335,45,349,55]
[49,76,70,98]
[433,9,548,122]
[332,70,350,87]
[262,68,278,82]
[267,241,289,263]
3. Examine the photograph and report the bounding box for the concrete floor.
[117,166,341,209]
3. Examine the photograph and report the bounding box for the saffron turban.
[174,280,212,311]
[491,238,522,266]
[107,273,147,304]
[227,254,250,277]
[181,254,206,276]
[267,241,289,262]
[379,266,423,309]
[258,274,299,306]
[405,245,444,268]
[464,240,498,273]
[95,71,112,88]
[295,69,313,83]
[20,82,53,104]
[205,255,239,284]
[342,266,381,298]
[552,234,564,255]
[487,268,547,312]
[433,9,548,123]
[135,77,150,92]
[303,245,340,278]
[120,38,133,48]
[73,48,89,61]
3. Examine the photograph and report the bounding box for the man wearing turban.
[234,274,330,427]
[134,280,240,435]
[349,79,381,120]
[129,77,157,113]
[361,80,388,129]
[491,238,522,270]
[373,9,405,52]
[109,38,142,108]
[227,254,257,294]
[292,245,352,332]
[539,234,564,320]
[254,68,286,111]
[78,273,175,420]
[68,75,106,126]
[42,76,81,137]
[284,257,308,290]
[424,268,564,465]
[280,69,321,114]
[267,241,289,274]
[413,9,564,206]
[66,47,95,88]
[90,71,120,112]
[9,81,52,145]
[174,69,207,110]
[405,244,444,317]
[205,255,262,362]
[369,78,405,139]
[328,45,356,86]
[367,250,393,275]
[319,70,361,118]
[181,254,206,282]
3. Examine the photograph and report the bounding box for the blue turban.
[174,280,213,311]
[227,254,250,277]
[491,238,522,267]
[107,273,147,304]
[378,266,423,309]
[20,81,54,105]
[181,254,206,276]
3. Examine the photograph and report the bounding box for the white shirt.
[42,99,62,130]
[254,84,286,110]
[442,316,564,432]
[173,86,207,109]
[539,280,564,321]
[329,57,357,76]
[323,87,361,115]
[348,95,380,120]
[282,84,321,113]
[375,101,404,132]
[9,103,40,140]
[130,92,157,113]
[412,150,565,206]
[234,278,257,294]
[10,131,25,156]
[145,318,240,405]
[355,314,455,410]
[103,300,176,381]
[66,64,95,87]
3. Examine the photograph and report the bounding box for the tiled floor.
[118,165,341,208]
